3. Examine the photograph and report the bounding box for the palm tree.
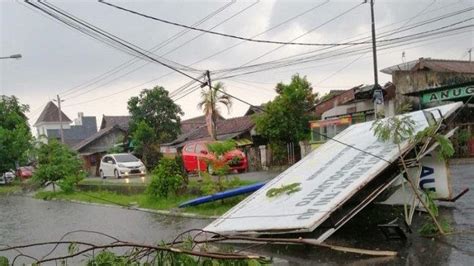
[197,82,232,140]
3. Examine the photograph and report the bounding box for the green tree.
[254,74,317,144]
[197,82,232,140]
[128,86,183,168]
[133,121,161,170]
[34,139,85,192]
[0,95,32,172]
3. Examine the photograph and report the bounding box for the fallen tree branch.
[194,234,398,257]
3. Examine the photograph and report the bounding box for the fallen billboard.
[204,102,463,239]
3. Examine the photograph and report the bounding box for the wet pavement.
[0,164,472,265]
[0,196,210,264]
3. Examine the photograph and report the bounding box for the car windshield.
[114,154,139,162]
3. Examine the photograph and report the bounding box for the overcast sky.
[1,0,473,128]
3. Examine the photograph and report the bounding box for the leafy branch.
[266,182,301,197]
[372,111,447,235]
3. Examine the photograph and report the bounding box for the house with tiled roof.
[99,114,226,135]
[180,114,224,135]
[34,101,97,147]
[34,101,72,138]
[100,115,131,130]
[73,125,128,176]
[164,115,257,149]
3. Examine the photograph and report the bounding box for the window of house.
[312,127,327,142]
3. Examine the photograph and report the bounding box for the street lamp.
[0,54,22,59]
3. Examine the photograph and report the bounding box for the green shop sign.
[421,85,474,104]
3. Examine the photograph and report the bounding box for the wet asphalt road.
[0,196,210,264]
[0,164,472,265]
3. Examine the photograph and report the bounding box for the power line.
[49,1,470,108]
[146,1,261,101]
[100,0,402,48]
[314,0,438,86]
[58,0,236,98]
[218,28,473,81]
[39,0,200,73]
[178,0,332,70]
[50,0,468,106]
[159,0,259,58]
[165,14,469,103]
[27,1,206,88]
[26,0,201,77]
[60,0,266,106]
[231,2,365,69]
[214,6,474,75]
[223,29,471,90]
[201,1,469,76]
[62,0,354,105]
[213,22,473,80]
[60,0,258,103]
[146,0,329,100]
[62,78,201,108]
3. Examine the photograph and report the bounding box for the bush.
[200,173,242,195]
[58,174,84,194]
[147,158,186,198]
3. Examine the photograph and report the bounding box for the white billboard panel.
[204,102,462,234]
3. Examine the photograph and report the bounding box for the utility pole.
[370,0,383,118]
[469,48,472,62]
[54,95,65,144]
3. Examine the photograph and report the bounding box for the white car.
[99,153,146,179]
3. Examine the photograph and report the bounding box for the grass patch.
[35,190,141,206]
[34,176,259,217]
[79,179,149,186]
[35,189,247,217]
[419,218,453,237]
[0,184,22,195]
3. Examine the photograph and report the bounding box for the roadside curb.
[449,158,474,165]
[43,197,217,219]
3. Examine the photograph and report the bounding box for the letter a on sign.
[420,166,434,178]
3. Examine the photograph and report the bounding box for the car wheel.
[114,169,121,179]
[100,170,105,179]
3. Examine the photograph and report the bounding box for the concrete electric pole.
[54,95,65,144]
[370,0,383,118]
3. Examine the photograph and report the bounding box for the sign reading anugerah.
[421,85,474,104]
[204,102,462,235]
